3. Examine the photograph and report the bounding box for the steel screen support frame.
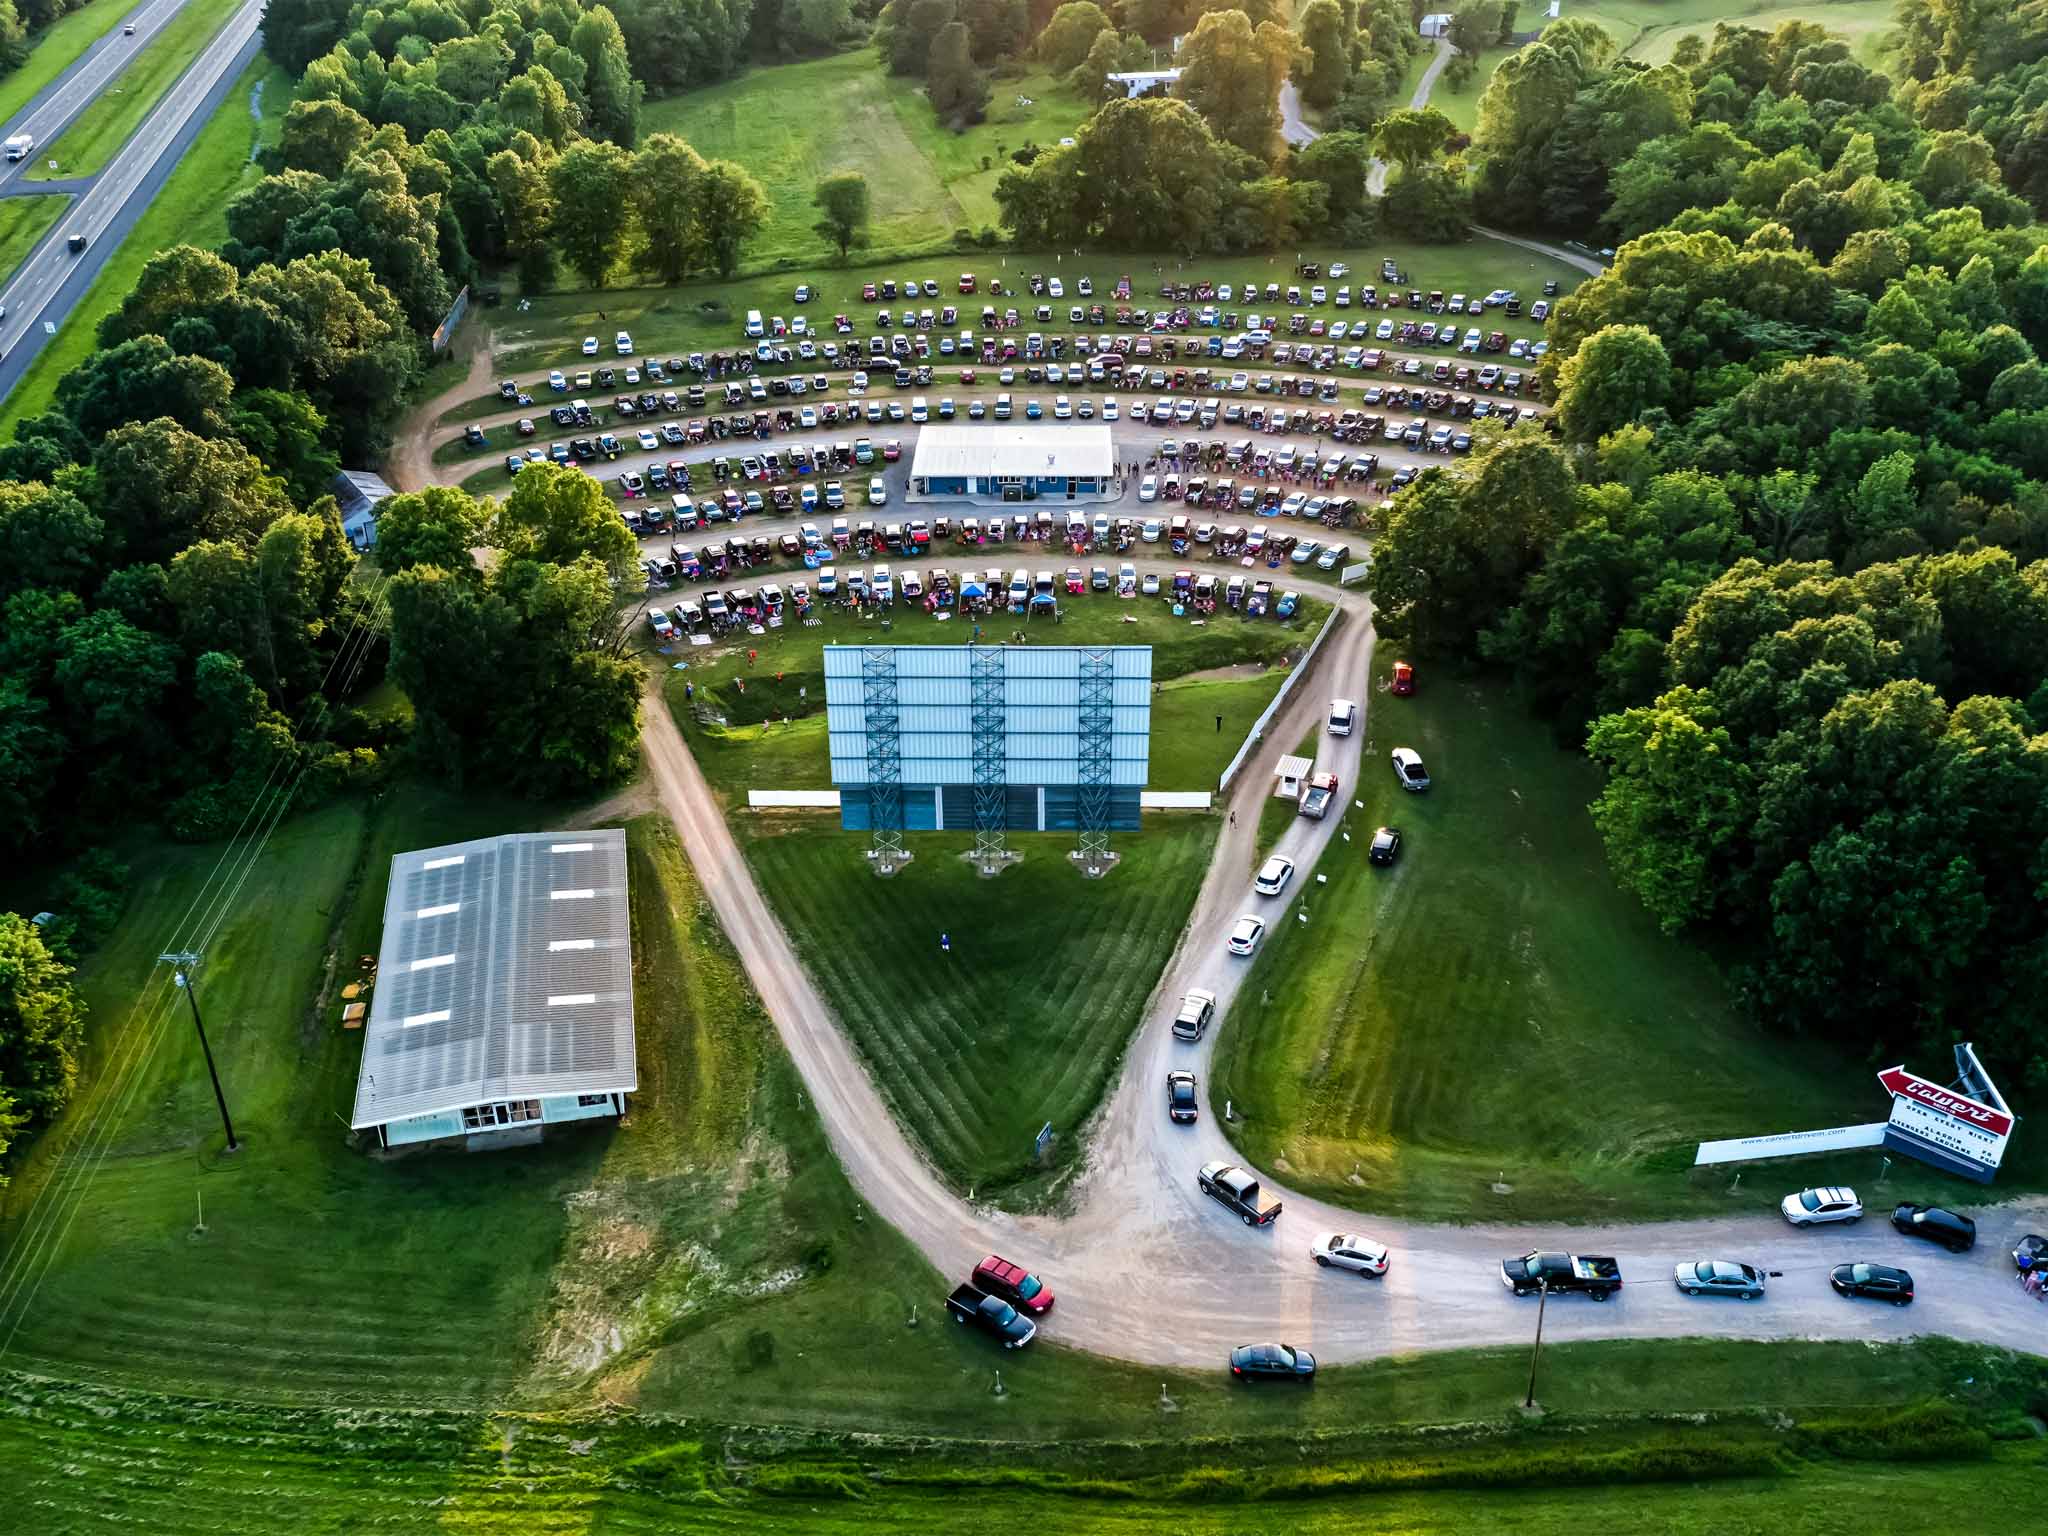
[863,646,910,874]
[1073,647,1116,876]
[970,643,1012,873]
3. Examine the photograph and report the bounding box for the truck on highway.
[1501,1251,1623,1300]
[945,1282,1038,1347]
[1298,771,1339,821]
[3,133,31,161]
[1198,1161,1282,1226]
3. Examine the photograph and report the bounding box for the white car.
[1781,1186,1862,1227]
[868,476,888,505]
[1102,396,1119,421]
[1138,475,1159,503]
[1310,1233,1389,1276]
[548,369,567,391]
[1253,855,1294,897]
[636,429,658,450]
[1053,394,1072,419]
[1391,747,1430,792]
[800,405,818,428]
[615,330,633,354]
[1049,276,1064,297]
[1140,571,1160,595]
[1141,518,1162,542]
[581,336,599,355]
[1226,915,1266,956]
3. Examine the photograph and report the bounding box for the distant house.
[332,469,394,550]
[1106,68,1181,99]
[1420,12,1452,37]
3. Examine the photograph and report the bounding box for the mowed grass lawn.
[1210,657,2045,1222]
[0,57,284,435]
[641,49,1092,268]
[663,597,1323,803]
[28,0,246,179]
[0,193,67,282]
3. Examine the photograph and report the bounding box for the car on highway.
[971,1254,1054,1314]
[1673,1260,1765,1298]
[1253,855,1294,896]
[1891,1204,1976,1252]
[1230,1342,1315,1382]
[1226,915,1265,956]
[1390,747,1430,792]
[1830,1261,1913,1305]
[1172,988,1216,1041]
[1166,1070,1199,1124]
[1782,1186,1862,1226]
[1310,1233,1389,1276]
[1368,826,1401,866]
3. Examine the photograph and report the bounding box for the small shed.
[333,469,395,550]
[1420,13,1452,37]
[1273,754,1313,799]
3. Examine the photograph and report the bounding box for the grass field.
[0,57,283,434]
[662,598,1321,804]
[1,1339,2042,1530]
[27,0,244,180]
[0,192,66,282]
[641,49,1092,268]
[738,820,1215,1200]
[1210,656,2048,1221]
[0,0,133,130]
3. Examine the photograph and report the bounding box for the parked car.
[945,1283,1038,1346]
[971,1254,1054,1314]
[1830,1261,1913,1305]
[1891,1204,1976,1252]
[1368,826,1401,866]
[2015,1233,2048,1272]
[1501,1251,1622,1300]
[1310,1233,1389,1276]
[1226,914,1265,956]
[1782,1187,1862,1227]
[1253,855,1295,897]
[1230,1342,1315,1382]
[1390,747,1430,792]
[1166,1070,1199,1124]
[1673,1260,1765,1299]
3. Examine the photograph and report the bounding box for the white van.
[745,309,765,338]
[1329,698,1358,736]
[994,392,1013,420]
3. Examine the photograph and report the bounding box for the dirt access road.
[638,559,2048,1368]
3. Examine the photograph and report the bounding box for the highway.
[0,0,264,404]
[0,0,190,194]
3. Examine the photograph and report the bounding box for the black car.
[1830,1261,1913,1305]
[463,424,487,449]
[2015,1233,2048,1271]
[1369,826,1401,866]
[1166,1070,1198,1124]
[1230,1342,1316,1382]
[1891,1204,1976,1253]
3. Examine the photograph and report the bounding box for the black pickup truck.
[945,1283,1037,1347]
[1198,1161,1282,1226]
[1501,1251,1623,1300]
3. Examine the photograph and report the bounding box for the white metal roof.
[1275,754,1312,779]
[350,829,637,1128]
[910,423,1114,481]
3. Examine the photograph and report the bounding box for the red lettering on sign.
[1877,1067,2014,1138]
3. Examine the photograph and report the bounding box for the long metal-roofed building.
[350,829,637,1152]
[823,644,1151,831]
[909,423,1114,502]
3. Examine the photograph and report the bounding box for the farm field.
[27,0,245,180]
[641,49,1092,267]
[1210,656,2048,1222]
[0,58,286,434]
[664,598,1323,803]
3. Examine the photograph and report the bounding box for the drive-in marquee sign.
[1879,1057,2014,1182]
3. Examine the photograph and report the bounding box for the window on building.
[461,1099,544,1129]
[577,1093,613,1108]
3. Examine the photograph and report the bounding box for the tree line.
[1368,2,2048,1085]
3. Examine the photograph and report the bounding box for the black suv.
[1891,1204,1976,1252]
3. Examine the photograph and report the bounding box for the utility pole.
[1523,1277,1549,1408]
[161,951,239,1153]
